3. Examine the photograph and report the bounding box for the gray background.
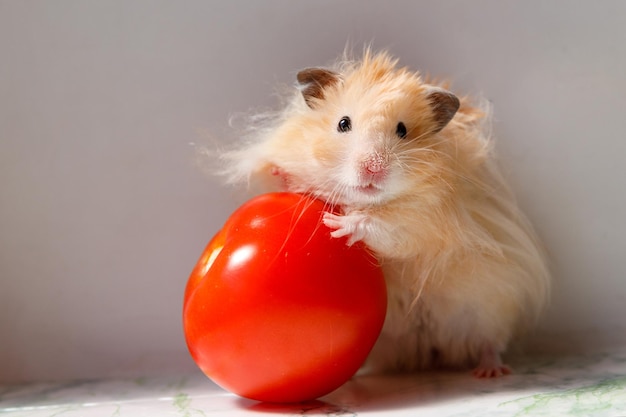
[1,1,625,383]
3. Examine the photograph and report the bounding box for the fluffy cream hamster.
[220,50,551,377]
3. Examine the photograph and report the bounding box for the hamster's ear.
[296,68,340,108]
[424,86,460,133]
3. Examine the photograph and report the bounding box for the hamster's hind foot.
[472,345,512,378]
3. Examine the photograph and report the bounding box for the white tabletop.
[2,342,626,417]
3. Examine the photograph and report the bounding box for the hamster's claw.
[322,212,368,246]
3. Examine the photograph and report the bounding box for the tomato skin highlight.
[183,193,387,403]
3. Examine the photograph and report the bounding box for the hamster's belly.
[364,258,487,372]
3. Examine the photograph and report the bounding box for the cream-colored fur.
[219,50,551,376]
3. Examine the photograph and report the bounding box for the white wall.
[1,1,625,383]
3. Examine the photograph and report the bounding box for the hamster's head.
[259,51,461,208]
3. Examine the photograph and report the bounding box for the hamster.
[219,50,551,378]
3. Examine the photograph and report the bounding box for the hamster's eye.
[396,122,407,139]
[337,116,352,133]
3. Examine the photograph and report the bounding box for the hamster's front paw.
[323,211,370,246]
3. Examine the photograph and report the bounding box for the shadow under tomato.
[237,398,353,414]
[233,371,474,414]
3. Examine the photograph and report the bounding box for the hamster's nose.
[364,153,387,172]
[366,163,384,174]
[361,153,389,181]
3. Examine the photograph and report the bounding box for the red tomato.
[183,192,387,403]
